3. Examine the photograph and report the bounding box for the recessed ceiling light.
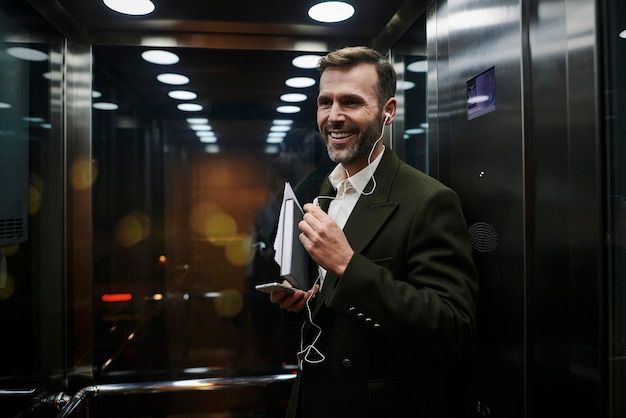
[197,131,215,137]
[280,93,307,102]
[407,60,428,73]
[199,137,217,144]
[187,118,209,124]
[292,54,322,69]
[270,125,291,132]
[276,105,301,114]
[405,128,425,135]
[23,116,45,123]
[93,102,119,110]
[7,47,48,61]
[272,119,293,125]
[157,73,190,85]
[620,29,626,39]
[266,136,284,144]
[268,132,287,138]
[178,103,203,112]
[142,50,180,65]
[92,90,102,98]
[190,124,212,131]
[308,1,355,23]
[397,80,416,90]
[168,90,197,100]
[285,77,316,88]
[0,102,11,109]
[103,0,155,16]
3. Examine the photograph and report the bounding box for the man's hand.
[270,281,320,313]
[299,203,354,277]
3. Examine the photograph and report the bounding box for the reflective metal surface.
[429,0,605,416]
[57,374,296,418]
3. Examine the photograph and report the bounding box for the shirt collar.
[328,146,385,193]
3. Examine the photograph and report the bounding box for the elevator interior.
[0,0,625,417]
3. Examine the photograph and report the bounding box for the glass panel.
[605,0,626,415]
[91,47,333,384]
[0,2,65,415]
[390,13,428,173]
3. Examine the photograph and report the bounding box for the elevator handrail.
[56,373,297,418]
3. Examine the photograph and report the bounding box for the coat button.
[348,307,357,316]
[356,312,365,320]
[342,358,352,368]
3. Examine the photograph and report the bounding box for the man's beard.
[325,120,381,166]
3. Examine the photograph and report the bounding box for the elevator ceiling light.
[266,136,284,144]
[190,124,212,131]
[407,60,428,73]
[187,118,209,124]
[276,105,301,114]
[93,102,119,110]
[6,47,48,61]
[285,77,316,88]
[280,93,307,103]
[308,1,355,23]
[292,54,322,69]
[268,132,287,138]
[178,103,203,112]
[168,90,197,100]
[103,0,155,15]
[92,90,102,98]
[0,102,12,109]
[620,29,626,39]
[272,119,293,125]
[157,73,190,85]
[397,80,416,91]
[141,50,179,65]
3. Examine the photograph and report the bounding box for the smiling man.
[269,46,479,418]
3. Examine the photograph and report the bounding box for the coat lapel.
[312,150,400,312]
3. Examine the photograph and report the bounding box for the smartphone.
[255,282,297,294]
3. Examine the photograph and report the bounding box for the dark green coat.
[286,149,479,418]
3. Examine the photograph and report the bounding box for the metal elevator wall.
[427,0,604,416]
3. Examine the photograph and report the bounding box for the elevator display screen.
[467,67,496,120]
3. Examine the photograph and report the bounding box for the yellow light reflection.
[190,201,221,235]
[0,273,15,301]
[71,156,98,190]
[224,234,254,266]
[28,186,42,215]
[203,212,237,246]
[29,175,43,215]
[213,289,243,318]
[114,210,151,247]
[1,245,19,256]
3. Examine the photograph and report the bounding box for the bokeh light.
[29,175,43,215]
[190,201,222,235]
[213,289,244,318]
[224,234,254,266]
[203,211,237,246]
[0,273,15,301]
[114,210,151,247]
[71,156,98,190]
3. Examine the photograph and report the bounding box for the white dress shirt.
[317,147,385,286]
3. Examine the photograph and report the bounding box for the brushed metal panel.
[429,0,526,415]
[65,40,94,385]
